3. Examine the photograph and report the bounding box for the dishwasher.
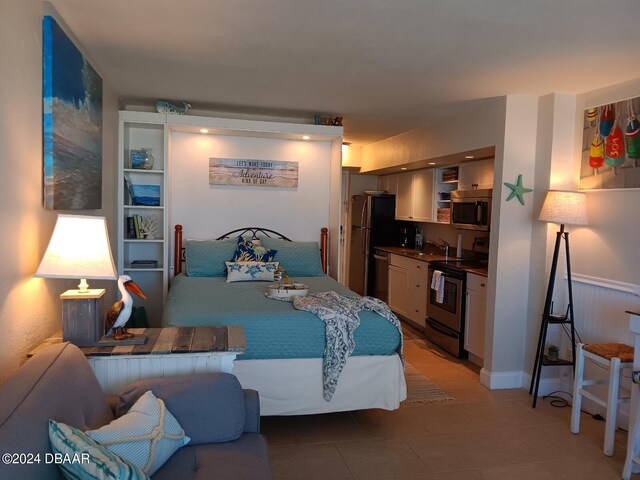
[373,250,390,303]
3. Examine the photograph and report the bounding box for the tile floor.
[262,322,639,479]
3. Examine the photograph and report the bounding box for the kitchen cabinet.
[435,166,458,224]
[458,158,494,190]
[395,169,434,222]
[378,174,398,195]
[388,254,428,328]
[464,273,487,364]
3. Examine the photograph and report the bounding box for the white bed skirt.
[232,354,407,416]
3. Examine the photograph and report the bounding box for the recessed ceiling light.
[302,135,311,140]
[199,128,209,134]
[464,155,474,159]
[400,167,408,171]
[428,162,436,165]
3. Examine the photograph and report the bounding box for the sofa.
[0,342,272,479]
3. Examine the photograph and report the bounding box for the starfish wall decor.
[504,174,533,205]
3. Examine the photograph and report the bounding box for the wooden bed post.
[321,227,328,274]
[174,224,183,275]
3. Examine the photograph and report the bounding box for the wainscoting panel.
[556,275,640,427]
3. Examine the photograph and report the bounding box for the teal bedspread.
[162,275,401,360]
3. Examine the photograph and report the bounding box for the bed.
[163,226,406,415]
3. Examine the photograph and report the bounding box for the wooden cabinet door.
[407,264,429,327]
[395,173,413,220]
[388,265,410,317]
[411,169,434,222]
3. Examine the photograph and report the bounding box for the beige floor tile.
[336,438,428,480]
[263,320,640,480]
[269,443,354,480]
[479,462,556,480]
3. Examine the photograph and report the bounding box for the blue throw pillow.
[86,390,190,476]
[185,237,237,277]
[261,238,324,277]
[48,420,149,480]
[232,237,277,262]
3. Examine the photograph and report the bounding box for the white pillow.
[86,390,189,475]
[226,261,279,282]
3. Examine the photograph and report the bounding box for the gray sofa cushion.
[153,433,272,480]
[0,343,114,480]
[117,373,247,445]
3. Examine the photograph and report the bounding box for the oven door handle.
[427,319,458,338]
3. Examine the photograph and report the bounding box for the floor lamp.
[530,191,588,407]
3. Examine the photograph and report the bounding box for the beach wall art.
[209,158,299,188]
[43,16,102,209]
[580,95,640,190]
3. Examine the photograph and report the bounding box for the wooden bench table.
[29,326,246,395]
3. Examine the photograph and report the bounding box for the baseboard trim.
[480,368,525,389]
[480,369,570,397]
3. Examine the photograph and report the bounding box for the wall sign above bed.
[209,158,299,188]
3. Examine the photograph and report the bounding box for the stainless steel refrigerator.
[348,193,402,298]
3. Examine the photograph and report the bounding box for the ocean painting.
[43,16,102,209]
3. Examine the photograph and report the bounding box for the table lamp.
[529,190,588,406]
[36,214,118,346]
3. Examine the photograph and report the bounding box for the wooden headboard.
[174,225,328,275]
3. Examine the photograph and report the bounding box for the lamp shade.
[538,191,588,226]
[36,215,117,281]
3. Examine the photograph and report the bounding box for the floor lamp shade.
[539,191,588,226]
[35,214,117,288]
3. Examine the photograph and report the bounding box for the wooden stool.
[571,342,634,456]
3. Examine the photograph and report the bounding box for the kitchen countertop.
[375,246,489,277]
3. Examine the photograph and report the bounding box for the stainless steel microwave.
[450,189,492,231]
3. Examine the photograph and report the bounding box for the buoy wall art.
[580,95,640,190]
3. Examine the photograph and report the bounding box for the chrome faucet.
[439,239,450,257]
[424,239,450,257]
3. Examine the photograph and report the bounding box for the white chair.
[571,342,634,456]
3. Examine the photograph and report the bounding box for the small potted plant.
[547,344,560,362]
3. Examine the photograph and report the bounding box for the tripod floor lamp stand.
[530,191,588,407]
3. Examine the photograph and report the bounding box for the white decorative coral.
[139,215,158,240]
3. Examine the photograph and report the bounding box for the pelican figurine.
[105,275,147,341]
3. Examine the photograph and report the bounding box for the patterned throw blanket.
[293,291,403,401]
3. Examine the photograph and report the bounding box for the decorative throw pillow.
[86,390,190,476]
[226,261,279,282]
[185,237,238,277]
[48,419,149,480]
[232,237,277,262]
[260,238,325,276]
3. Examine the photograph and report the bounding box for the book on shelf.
[130,260,158,269]
[126,216,136,239]
[133,214,142,239]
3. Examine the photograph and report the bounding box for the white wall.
[169,132,332,244]
[0,1,118,383]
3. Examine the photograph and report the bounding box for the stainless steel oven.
[426,264,467,358]
[451,189,492,231]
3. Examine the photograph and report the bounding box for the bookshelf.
[117,111,168,326]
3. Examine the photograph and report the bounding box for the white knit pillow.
[87,391,189,475]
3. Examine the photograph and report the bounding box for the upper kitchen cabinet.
[458,159,494,190]
[379,174,398,195]
[395,169,434,222]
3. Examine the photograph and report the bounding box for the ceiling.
[49,0,640,147]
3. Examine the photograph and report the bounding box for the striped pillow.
[87,390,189,475]
[48,420,148,480]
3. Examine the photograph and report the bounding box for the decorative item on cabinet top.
[155,100,191,115]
